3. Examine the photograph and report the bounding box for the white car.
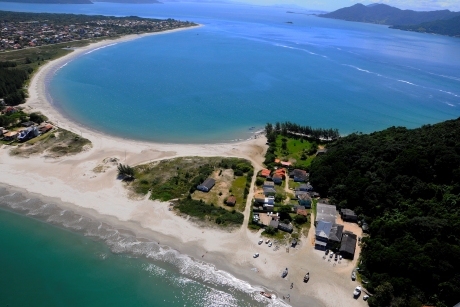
[258,239,263,245]
[268,242,272,247]
[363,295,369,301]
[353,286,362,297]
[253,253,260,258]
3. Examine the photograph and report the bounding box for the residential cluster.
[252,159,317,234]
[0,106,53,142]
[0,17,195,50]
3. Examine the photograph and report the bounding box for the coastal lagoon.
[3,2,460,142]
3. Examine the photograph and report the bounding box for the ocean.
[0,186,279,307]
[3,2,460,143]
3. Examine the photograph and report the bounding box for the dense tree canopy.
[310,118,460,307]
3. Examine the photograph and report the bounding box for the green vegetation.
[175,198,243,227]
[9,128,91,157]
[264,122,338,169]
[392,15,460,37]
[117,164,135,181]
[319,3,460,26]
[130,157,252,227]
[310,118,460,307]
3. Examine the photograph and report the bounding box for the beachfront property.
[18,126,39,142]
[315,203,337,225]
[260,168,271,178]
[196,178,215,192]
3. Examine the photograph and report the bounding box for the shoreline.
[1,26,366,307]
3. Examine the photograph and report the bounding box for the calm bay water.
[3,2,460,142]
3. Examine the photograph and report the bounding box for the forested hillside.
[310,119,460,307]
[392,15,460,37]
[319,3,460,26]
[0,62,31,105]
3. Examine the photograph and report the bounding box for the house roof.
[297,209,308,216]
[198,178,215,189]
[226,196,236,204]
[261,169,271,177]
[3,131,18,137]
[298,193,311,201]
[274,159,280,163]
[263,181,275,187]
[315,221,332,239]
[263,187,276,194]
[270,219,279,228]
[316,203,337,224]
[281,161,292,166]
[272,174,283,180]
[341,208,357,217]
[329,224,344,242]
[339,232,357,256]
[278,222,293,232]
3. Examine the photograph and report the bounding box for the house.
[269,219,279,229]
[310,192,320,198]
[340,231,357,259]
[315,203,337,225]
[278,222,293,233]
[264,203,274,211]
[293,205,305,212]
[38,123,53,134]
[316,148,328,156]
[4,106,18,114]
[298,183,313,192]
[328,223,344,244]
[2,131,18,141]
[290,169,308,182]
[21,121,35,127]
[260,169,271,178]
[273,168,286,178]
[298,193,312,208]
[272,174,283,185]
[281,161,292,167]
[263,187,276,196]
[254,195,274,205]
[315,221,332,249]
[296,208,308,216]
[340,209,358,222]
[274,158,281,163]
[294,190,309,199]
[196,178,215,192]
[18,126,39,142]
[263,181,275,189]
[226,196,236,206]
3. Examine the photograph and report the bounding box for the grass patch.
[175,198,244,227]
[130,157,253,207]
[9,128,91,157]
[274,135,316,169]
[230,176,248,211]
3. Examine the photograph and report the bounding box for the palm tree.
[117,163,135,180]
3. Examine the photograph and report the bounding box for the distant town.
[0,10,197,51]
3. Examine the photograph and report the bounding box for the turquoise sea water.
[0,186,275,307]
[3,2,459,143]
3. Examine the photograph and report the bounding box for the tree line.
[309,119,460,307]
[0,63,30,106]
[265,121,340,143]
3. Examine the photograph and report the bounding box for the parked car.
[363,295,369,301]
[329,253,333,259]
[258,240,263,245]
[253,253,260,258]
[351,271,356,281]
[265,239,271,244]
[353,286,362,297]
[339,255,343,260]
[268,242,272,247]
[334,253,338,261]
[325,249,329,255]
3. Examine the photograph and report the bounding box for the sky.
[233,0,460,12]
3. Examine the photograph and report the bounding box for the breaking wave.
[0,186,289,307]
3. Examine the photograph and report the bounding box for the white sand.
[0,28,367,307]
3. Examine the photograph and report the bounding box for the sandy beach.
[0,27,367,307]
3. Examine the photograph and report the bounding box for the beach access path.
[0,28,367,307]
